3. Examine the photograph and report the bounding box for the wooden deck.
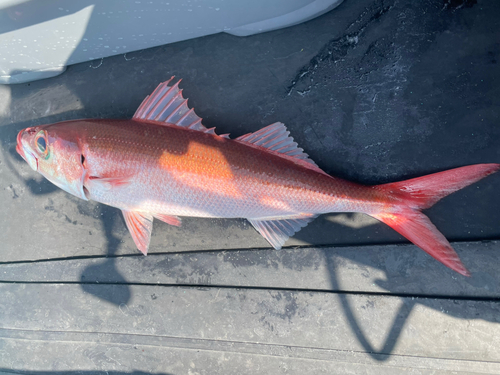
[1,0,500,373]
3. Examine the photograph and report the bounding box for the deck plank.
[1,241,498,297]
[1,334,497,375]
[1,283,500,374]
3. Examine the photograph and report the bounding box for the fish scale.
[16,77,500,276]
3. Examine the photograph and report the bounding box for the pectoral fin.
[122,210,154,255]
[87,175,132,191]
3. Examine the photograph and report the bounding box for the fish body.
[16,78,500,276]
[55,119,380,218]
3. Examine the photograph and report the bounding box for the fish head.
[16,122,89,201]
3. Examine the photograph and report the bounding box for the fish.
[16,77,499,276]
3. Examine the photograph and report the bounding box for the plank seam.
[0,280,499,302]
[1,327,500,372]
[0,240,497,265]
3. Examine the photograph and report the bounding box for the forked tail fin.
[370,164,500,276]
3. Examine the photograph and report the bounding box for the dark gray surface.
[1,0,500,373]
[1,283,500,374]
[1,0,500,260]
[1,241,499,298]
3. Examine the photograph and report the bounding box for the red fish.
[16,78,499,276]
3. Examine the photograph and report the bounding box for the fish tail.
[370,163,500,276]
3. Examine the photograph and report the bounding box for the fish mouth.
[16,128,38,171]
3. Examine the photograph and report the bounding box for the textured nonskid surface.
[1,283,500,374]
[1,241,500,374]
[1,0,500,373]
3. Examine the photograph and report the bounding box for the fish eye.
[37,137,46,152]
[35,131,49,158]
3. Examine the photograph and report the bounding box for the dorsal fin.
[237,122,328,175]
[133,77,225,135]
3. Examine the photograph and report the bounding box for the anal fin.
[122,210,154,255]
[248,214,317,250]
[153,213,182,226]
